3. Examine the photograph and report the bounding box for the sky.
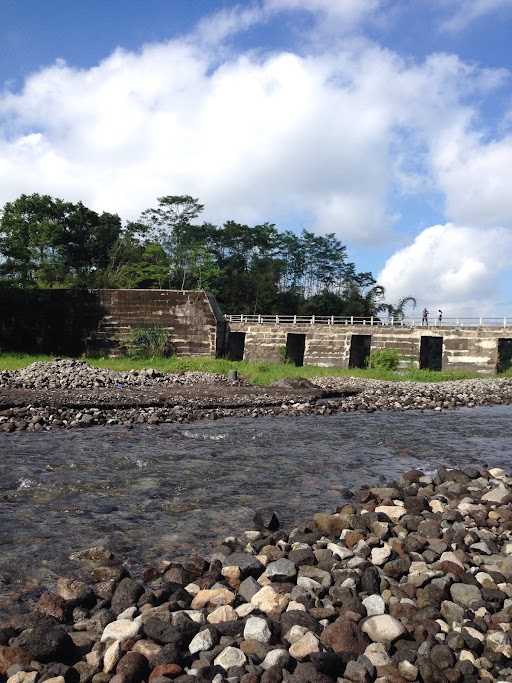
[1,0,512,314]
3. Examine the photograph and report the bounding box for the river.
[1,405,512,613]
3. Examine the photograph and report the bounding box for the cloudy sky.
[1,0,512,314]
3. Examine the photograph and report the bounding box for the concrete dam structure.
[224,315,512,374]
[1,286,511,374]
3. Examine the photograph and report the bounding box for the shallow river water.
[1,406,512,608]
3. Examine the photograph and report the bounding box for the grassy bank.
[0,352,499,385]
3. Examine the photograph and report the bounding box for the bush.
[277,345,289,364]
[129,326,171,358]
[369,348,401,370]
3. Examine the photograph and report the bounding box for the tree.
[140,196,205,290]
[0,193,121,287]
[380,296,417,321]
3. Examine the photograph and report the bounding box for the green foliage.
[277,345,288,364]
[128,327,171,358]
[0,192,411,318]
[369,348,401,370]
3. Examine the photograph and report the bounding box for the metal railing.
[225,314,512,328]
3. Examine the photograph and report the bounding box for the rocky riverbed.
[2,361,512,432]
[3,463,512,683]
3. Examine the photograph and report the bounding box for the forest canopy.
[0,193,412,316]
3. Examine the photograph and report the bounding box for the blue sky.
[1,0,512,313]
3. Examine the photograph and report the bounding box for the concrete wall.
[227,322,512,374]
[0,288,223,357]
[91,289,222,357]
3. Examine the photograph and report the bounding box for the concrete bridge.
[224,314,512,374]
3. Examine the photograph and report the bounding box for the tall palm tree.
[380,296,417,321]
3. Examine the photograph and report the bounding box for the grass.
[0,351,506,385]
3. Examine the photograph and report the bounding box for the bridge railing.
[225,314,512,328]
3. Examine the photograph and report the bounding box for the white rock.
[101,619,140,643]
[189,629,214,654]
[286,600,306,612]
[284,625,309,644]
[261,649,289,670]
[117,606,137,620]
[482,485,510,504]
[327,543,353,560]
[375,505,406,521]
[364,643,391,667]
[207,605,238,624]
[236,603,255,617]
[103,640,121,673]
[289,632,319,660]
[371,544,392,566]
[362,615,406,642]
[244,616,271,643]
[214,646,247,670]
[363,594,386,616]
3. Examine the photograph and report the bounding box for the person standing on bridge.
[422,308,429,326]
[438,309,443,325]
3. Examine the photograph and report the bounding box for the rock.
[289,632,319,660]
[116,653,148,683]
[260,649,289,670]
[244,616,272,643]
[191,588,235,609]
[362,595,385,616]
[238,576,261,602]
[205,604,237,624]
[375,506,406,522]
[101,620,140,643]
[450,583,483,609]
[189,629,214,654]
[103,641,121,674]
[361,615,406,642]
[320,620,368,655]
[111,579,143,616]
[398,661,418,681]
[370,545,391,566]
[21,624,75,663]
[482,485,511,503]
[213,646,246,670]
[251,586,289,615]
[148,664,182,681]
[223,553,264,577]
[265,559,297,581]
[254,509,280,532]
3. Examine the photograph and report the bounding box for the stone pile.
[0,360,233,391]
[311,377,512,414]
[3,467,512,682]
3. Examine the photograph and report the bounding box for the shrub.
[129,326,171,358]
[277,345,289,364]
[369,348,400,370]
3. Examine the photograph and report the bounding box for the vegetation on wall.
[0,193,412,316]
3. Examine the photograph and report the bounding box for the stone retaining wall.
[227,322,512,374]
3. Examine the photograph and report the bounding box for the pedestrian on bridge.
[422,308,429,326]
[438,309,443,325]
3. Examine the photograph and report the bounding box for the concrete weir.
[225,320,512,374]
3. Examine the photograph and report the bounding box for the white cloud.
[440,0,512,32]
[431,129,512,228]
[1,24,506,246]
[379,224,512,314]
[264,0,381,27]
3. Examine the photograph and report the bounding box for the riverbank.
[1,360,512,432]
[0,353,494,384]
[2,462,512,682]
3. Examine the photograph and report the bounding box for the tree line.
[0,193,415,316]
